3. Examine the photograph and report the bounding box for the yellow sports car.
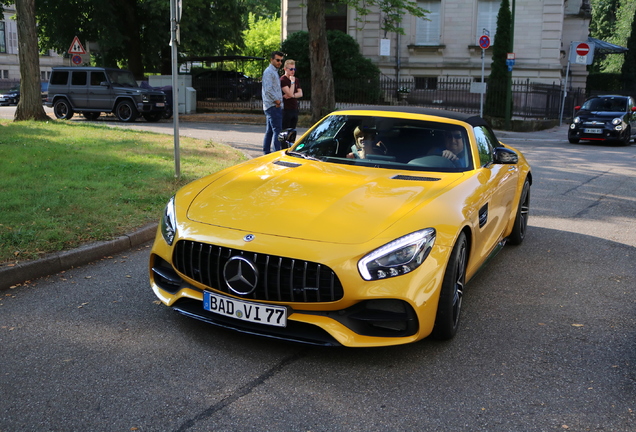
[149,107,532,347]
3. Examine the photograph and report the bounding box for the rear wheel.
[432,232,467,340]
[508,179,530,245]
[115,100,138,123]
[53,99,74,120]
[83,112,100,121]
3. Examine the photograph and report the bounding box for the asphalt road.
[1,106,635,431]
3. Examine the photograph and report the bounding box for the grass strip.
[0,119,247,264]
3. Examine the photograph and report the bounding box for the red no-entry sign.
[576,43,590,56]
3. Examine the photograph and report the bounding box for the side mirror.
[574,105,581,111]
[493,147,518,164]
[100,81,110,87]
[278,128,297,150]
[631,106,636,112]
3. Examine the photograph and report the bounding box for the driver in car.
[429,130,467,166]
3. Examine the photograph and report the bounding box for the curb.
[0,223,158,291]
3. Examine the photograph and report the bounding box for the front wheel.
[508,179,530,245]
[432,232,467,340]
[621,127,631,146]
[115,100,138,123]
[568,137,579,144]
[53,99,74,120]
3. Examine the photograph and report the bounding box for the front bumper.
[149,227,449,348]
[569,123,628,141]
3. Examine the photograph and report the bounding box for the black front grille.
[149,94,165,103]
[173,240,344,303]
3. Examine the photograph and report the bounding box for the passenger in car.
[346,126,387,159]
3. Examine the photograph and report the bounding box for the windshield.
[107,70,138,87]
[581,97,627,112]
[289,115,473,172]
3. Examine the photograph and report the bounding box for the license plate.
[584,128,602,134]
[203,291,287,327]
[156,102,165,107]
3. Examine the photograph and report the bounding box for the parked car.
[192,70,257,101]
[0,82,48,105]
[46,66,166,122]
[568,95,636,145]
[149,106,532,347]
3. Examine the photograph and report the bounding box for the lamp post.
[504,0,516,130]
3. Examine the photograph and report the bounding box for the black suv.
[46,67,167,122]
[568,95,636,145]
[192,70,257,101]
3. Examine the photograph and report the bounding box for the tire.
[508,179,531,245]
[162,108,172,119]
[115,100,138,123]
[53,99,74,120]
[143,112,163,122]
[432,231,467,340]
[568,137,579,144]
[621,127,631,146]
[83,112,100,121]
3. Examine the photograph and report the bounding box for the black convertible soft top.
[339,106,490,128]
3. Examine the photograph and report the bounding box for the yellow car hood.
[187,158,461,244]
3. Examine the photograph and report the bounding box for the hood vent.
[274,160,302,168]
[392,174,441,182]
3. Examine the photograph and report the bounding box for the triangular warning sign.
[68,36,86,55]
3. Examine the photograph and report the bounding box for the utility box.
[148,75,193,114]
[185,87,197,114]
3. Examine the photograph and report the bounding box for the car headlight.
[161,196,177,245]
[141,94,149,102]
[612,117,622,126]
[358,229,436,281]
[573,117,581,124]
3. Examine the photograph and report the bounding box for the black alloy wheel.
[508,178,530,245]
[115,100,139,123]
[53,99,74,120]
[432,231,467,340]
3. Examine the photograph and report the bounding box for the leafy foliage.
[239,13,281,78]
[620,6,636,92]
[34,0,247,78]
[589,0,636,73]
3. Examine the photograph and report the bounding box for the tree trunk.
[14,0,49,122]
[307,0,335,123]
[111,0,144,79]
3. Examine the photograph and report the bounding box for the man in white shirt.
[261,51,285,154]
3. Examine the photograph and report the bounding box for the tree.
[12,0,48,121]
[620,6,636,92]
[484,0,511,120]
[307,0,335,122]
[240,13,281,78]
[589,0,621,72]
[35,0,246,79]
[282,30,381,103]
[305,0,428,123]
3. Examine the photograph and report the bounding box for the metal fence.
[194,76,587,121]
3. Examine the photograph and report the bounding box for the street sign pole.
[478,33,490,117]
[170,0,180,179]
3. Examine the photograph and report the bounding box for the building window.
[326,1,347,33]
[415,76,438,90]
[1,70,8,79]
[477,0,501,45]
[0,21,6,53]
[415,1,440,45]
